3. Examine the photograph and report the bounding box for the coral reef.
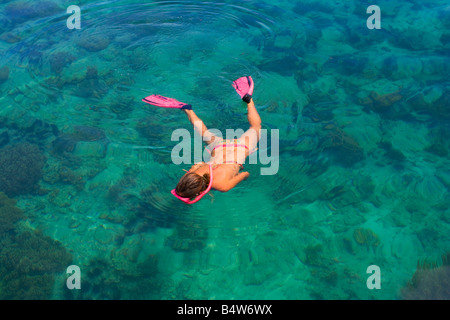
[302,244,325,267]
[0,230,72,299]
[319,123,364,166]
[353,228,380,249]
[0,143,46,197]
[0,192,72,299]
[401,253,450,300]
[358,89,403,113]
[65,254,161,300]
[4,118,60,147]
[0,192,24,234]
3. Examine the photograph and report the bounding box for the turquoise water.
[0,0,449,300]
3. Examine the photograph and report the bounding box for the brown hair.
[175,172,210,199]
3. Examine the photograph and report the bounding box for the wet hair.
[175,172,210,199]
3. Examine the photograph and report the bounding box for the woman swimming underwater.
[142,76,261,204]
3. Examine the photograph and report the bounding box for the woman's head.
[175,172,210,199]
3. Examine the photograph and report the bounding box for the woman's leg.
[183,109,217,145]
[240,98,262,152]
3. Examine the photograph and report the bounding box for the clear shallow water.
[0,0,449,299]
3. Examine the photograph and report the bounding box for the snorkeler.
[142,76,261,204]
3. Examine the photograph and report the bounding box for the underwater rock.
[165,220,208,252]
[413,175,446,204]
[0,131,9,148]
[319,185,346,201]
[70,126,109,158]
[49,51,76,73]
[409,85,443,114]
[30,1,61,17]
[258,55,306,76]
[76,34,110,52]
[382,56,422,80]
[73,125,106,142]
[425,143,448,158]
[5,1,61,25]
[439,6,450,28]
[4,1,39,24]
[292,1,333,15]
[436,168,450,189]
[106,127,139,144]
[273,34,294,50]
[0,143,46,197]
[52,126,108,157]
[107,95,135,119]
[52,134,77,154]
[73,140,109,158]
[421,57,449,77]
[378,141,406,162]
[73,78,109,99]
[370,89,403,111]
[286,135,319,152]
[401,253,450,300]
[20,118,59,146]
[302,104,334,122]
[0,32,22,43]
[431,89,450,119]
[352,174,375,200]
[0,66,9,83]
[394,29,437,51]
[323,54,368,76]
[408,87,450,120]
[94,224,122,245]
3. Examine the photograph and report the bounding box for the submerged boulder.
[0,66,9,83]
[76,34,110,52]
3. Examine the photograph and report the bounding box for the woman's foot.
[232,76,254,103]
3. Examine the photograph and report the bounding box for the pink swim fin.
[232,76,254,103]
[142,94,192,110]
